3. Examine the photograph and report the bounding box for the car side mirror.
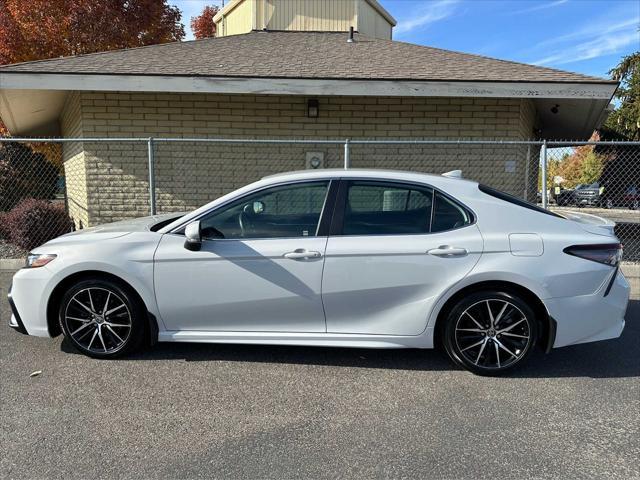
[184,220,202,251]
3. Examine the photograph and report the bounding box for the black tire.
[442,291,538,375]
[59,278,145,359]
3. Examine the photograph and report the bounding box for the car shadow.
[61,300,640,379]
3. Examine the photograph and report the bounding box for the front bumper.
[546,268,630,348]
[8,266,55,337]
[7,283,28,335]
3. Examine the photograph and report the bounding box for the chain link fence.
[0,137,638,265]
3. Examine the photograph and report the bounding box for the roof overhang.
[0,72,617,138]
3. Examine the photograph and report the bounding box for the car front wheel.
[443,291,538,375]
[59,278,145,358]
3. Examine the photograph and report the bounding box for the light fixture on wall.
[551,104,560,114]
[307,99,319,118]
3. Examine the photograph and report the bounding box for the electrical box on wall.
[504,160,516,173]
[306,152,325,169]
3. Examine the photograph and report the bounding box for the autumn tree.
[0,0,186,134]
[555,134,607,188]
[0,0,186,65]
[191,5,219,39]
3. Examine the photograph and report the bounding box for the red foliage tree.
[0,0,186,65]
[0,0,186,133]
[191,5,219,39]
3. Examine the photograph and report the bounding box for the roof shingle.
[0,31,612,84]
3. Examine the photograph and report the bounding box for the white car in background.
[8,169,629,375]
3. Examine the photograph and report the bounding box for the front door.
[154,180,332,332]
[321,180,483,336]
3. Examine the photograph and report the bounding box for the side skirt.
[157,329,435,349]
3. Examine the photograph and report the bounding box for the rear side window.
[339,181,472,235]
[343,182,433,235]
[431,192,472,232]
[478,184,562,218]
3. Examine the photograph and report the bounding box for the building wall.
[60,92,89,229]
[357,0,393,39]
[216,0,394,39]
[64,91,537,226]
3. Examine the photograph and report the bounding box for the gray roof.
[0,30,613,84]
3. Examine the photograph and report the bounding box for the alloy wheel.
[64,287,132,354]
[454,299,532,370]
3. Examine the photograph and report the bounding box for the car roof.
[261,168,479,188]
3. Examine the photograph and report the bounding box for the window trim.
[169,178,338,240]
[330,178,475,237]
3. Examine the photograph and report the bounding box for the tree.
[191,5,219,39]
[0,0,186,134]
[0,143,59,211]
[553,133,607,189]
[0,0,186,65]
[604,51,640,140]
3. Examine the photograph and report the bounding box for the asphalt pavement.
[1,271,638,479]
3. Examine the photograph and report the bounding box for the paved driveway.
[1,271,638,479]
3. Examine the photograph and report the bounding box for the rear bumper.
[546,268,630,348]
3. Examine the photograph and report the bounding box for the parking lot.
[1,269,638,479]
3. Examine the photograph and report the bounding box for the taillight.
[563,243,622,267]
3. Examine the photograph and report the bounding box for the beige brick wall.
[60,92,89,229]
[62,92,538,226]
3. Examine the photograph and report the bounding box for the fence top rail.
[1,137,640,146]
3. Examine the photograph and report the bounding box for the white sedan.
[8,169,630,375]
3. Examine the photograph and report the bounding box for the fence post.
[541,139,548,209]
[344,138,350,169]
[523,144,531,202]
[148,137,157,215]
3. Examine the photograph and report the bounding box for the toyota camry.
[8,169,630,375]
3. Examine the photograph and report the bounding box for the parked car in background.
[554,185,582,206]
[8,169,629,375]
[623,185,639,210]
[573,182,601,207]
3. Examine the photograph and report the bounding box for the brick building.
[0,0,617,227]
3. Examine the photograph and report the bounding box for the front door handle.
[284,249,322,260]
[427,245,468,257]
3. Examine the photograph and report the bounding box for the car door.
[154,180,335,332]
[321,179,483,336]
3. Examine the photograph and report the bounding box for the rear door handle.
[427,245,468,257]
[284,249,322,260]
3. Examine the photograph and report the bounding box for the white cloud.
[532,16,639,66]
[510,0,569,15]
[394,0,459,35]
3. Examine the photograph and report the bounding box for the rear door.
[321,179,483,336]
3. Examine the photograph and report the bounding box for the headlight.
[25,253,57,268]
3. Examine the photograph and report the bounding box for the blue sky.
[173,0,639,79]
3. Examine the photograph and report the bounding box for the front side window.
[342,181,434,235]
[199,181,329,239]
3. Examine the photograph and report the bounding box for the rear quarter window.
[478,184,562,218]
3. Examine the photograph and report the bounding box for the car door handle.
[283,249,323,260]
[427,245,468,257]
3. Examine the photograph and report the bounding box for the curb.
[0,259,24,271]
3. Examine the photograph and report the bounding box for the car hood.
[46,212,185,244]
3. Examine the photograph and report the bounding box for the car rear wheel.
[59,278,145,358]
[443,291,538,375]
